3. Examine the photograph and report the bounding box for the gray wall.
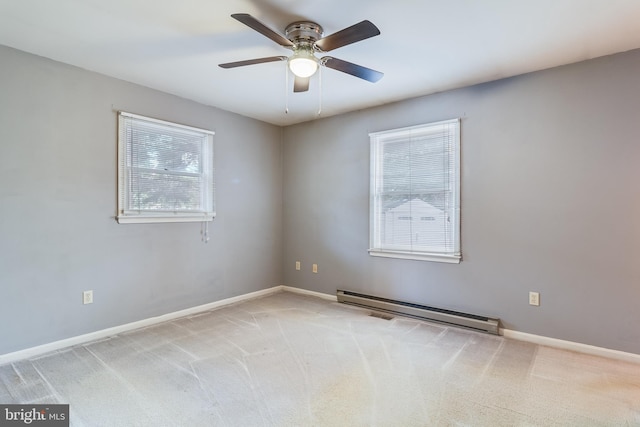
[3,42,640,357]
[0,45,283,354]
[282,49,640,355]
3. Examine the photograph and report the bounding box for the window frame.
[369,119,461,263]
[117,111,215,224]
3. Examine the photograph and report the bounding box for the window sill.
[368,249,461,264]
[116,214,215,224]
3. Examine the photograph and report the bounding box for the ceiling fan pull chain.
[317,66,322,117]
[284,62,289,114]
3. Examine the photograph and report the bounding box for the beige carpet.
[1,292,639,426]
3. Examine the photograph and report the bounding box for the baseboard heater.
[337,290,500,335]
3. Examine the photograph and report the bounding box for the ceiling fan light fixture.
[288,48,318,78]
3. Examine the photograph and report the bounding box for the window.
[117,112,215,224]
[369,119,460,263]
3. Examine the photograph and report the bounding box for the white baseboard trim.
[0,286,283,366]
[501,328,640,364]
[281,286,337,301]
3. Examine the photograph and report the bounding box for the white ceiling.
[1,0,640,126]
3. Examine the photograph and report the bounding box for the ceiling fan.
[219,13,383,93]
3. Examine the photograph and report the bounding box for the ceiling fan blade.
[219,56,287,69]
[321,57,383,83]
[293,76,310,93]
[231,13,294,48]
[315,20,380,52]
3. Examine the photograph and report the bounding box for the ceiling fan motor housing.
[285,22,324,46]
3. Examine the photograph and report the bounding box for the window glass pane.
[128,124,203,174]
[128,171,202,211]
[382,140,411,193]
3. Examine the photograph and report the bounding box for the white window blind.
[369,119,461,263]
[117,112,215,224]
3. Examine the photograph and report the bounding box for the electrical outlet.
[83,290,93,305]
[312,264,318,273]
[295,261,301,271]
[529,291,540,306]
